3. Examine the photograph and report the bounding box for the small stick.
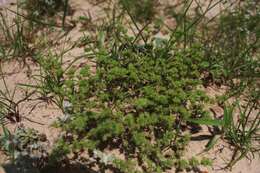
[22,116,45,125]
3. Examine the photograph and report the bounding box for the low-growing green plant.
[38,24,214,172]
[0,125,16,161]
[175,157,212,172]
[0,126,48,171]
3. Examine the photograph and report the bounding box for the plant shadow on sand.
[2,162,99,173]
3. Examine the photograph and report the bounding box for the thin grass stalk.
[62,0,69,29]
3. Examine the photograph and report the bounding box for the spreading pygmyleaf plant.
[52,30,211,172]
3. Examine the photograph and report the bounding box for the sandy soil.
[0,0,259,173]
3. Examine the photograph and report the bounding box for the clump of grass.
[0,2,70,63]
[190,97,260,169]
[120,0,158,23]
[0,9,33,61]
[18,0,71,28]
[0,64,20,124]
[0,62,37,125]
[19,52,66,109]
[223,101,260,168]
[202,0,259,88]
[19,0,68,18]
